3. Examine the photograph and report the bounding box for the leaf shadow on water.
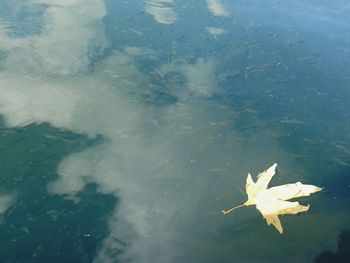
[0,123,118,263]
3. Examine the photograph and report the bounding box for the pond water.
[0,0,350,262]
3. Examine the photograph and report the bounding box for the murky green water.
[0,0,350,262]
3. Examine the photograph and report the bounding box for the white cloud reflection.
[206,0,229,17]
[0,194,13,224]
[206,26,226,37]
[145,0,177,24]
[122,46,157,58]
[2,0,107,76]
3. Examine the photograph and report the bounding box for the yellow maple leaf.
[223,163,323,234]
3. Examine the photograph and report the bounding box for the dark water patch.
[103,0,232,63]
[103,0,153,49]
[0,123,117,262]
[216,38,350,198]
[87,42,111,75]
[315,229,350,263]
[0,0,47,37]
[315,164,350,200]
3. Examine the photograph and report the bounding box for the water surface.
[0,0,350,262]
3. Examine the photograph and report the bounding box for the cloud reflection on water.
[0,0,349,262]
[0,194,13,224]
[145,0,177,25]
[206,0,229,17]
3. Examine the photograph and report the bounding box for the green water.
[0,124,116,262]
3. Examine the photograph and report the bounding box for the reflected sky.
[0,0,350,262]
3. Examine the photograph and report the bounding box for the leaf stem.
[222,203,245,215]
